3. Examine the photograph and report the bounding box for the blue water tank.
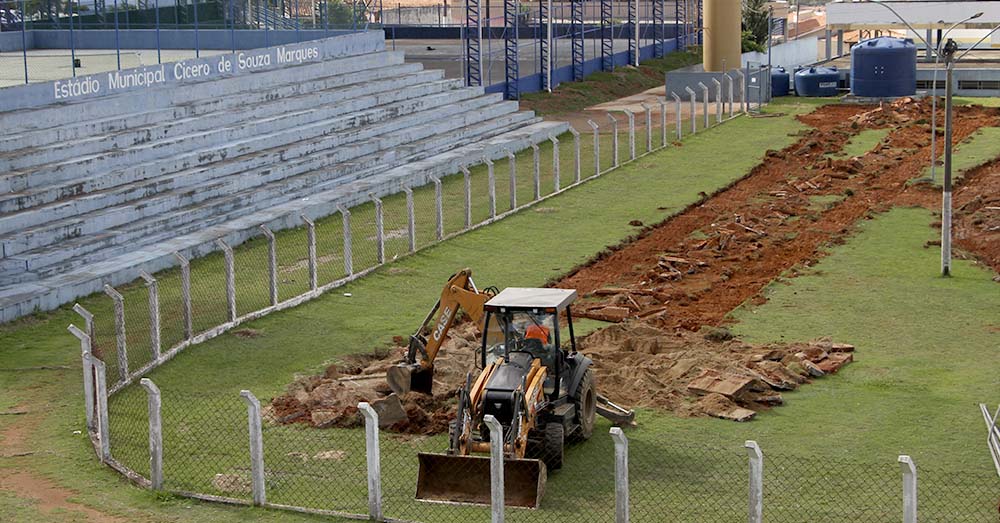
[794,66,840,97]
[771,67,790,97]
[850,37,917,97]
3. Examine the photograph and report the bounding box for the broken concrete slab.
[686,369,754,399]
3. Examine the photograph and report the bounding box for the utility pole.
[941,38,957,277]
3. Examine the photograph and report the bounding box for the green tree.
[742,0,769,51]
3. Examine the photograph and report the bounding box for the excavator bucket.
[415,453,547,508]
[386,363,434,395]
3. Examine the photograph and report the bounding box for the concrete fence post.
[623,109,636,161]
[607,112,620,167]
[745,440,763,523]
[640,102,652,153]
[461,166,472,229]
[611,427,630,523]
[549,135,560,192]
[404,187,416,253]
[140,378,163,490]
[697,82,710,129]
[73,303,94,343]
[684,87,697,134]
[507,151,518,209]
[358,402,384,521]
[670,91,683,140]
[139,271,161,360]
[172,253,193,340]
[68,324,94,431]
[658,98,668,147]
[483,158,496,219]
[338,205,353,276]
[483,414,504,523]
[103,285,128,382]
[371,195,384,265]
[725,73,734,119]
[899,455,917,523]
[711,78,722,124]
[530,145,541,200]
[568,127,581,183]
[733,69,747,113]
[239,390,266,506]
[587,120,600,176]
[292,219,314,293]
[432,177,443,241]
[259,226,278,306]
[86,354,110,463]
[215,239,236,323]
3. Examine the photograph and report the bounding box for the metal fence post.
[483,414,504,523]
[461,167,472,229]
[611,427,630,523]
[607,113,620,167]
[139,271,161,360]
[697,82,709,129]
[173,253,193,340]
[68,324,94,431]
[358,403,384,521]
[507,151,517,209]
[569,127,581,183]
[259,226,278,306]
[623,110,636,161]
[640,103,652,153]
[550,135,560,191]
[371,195,385,265]
[530,145,541,199]
[338,205,353,276]
[734,69,747,113]
[215,239,236,323]
[73,303,94,343]
[685,87,697,134]
[671,92,682,140]
[432,177,443,240]
[86,354,110,463]
[745,440,763,523]
[140,378,163,490]
[240,390,266,506]
[658,98,668,147]
[103,285,128,381]
[404,188,416,252]
[485,158,496,219]
[587,120,600,176]
[899,455,917,523]
[712,77,722,124]
[725,73,734,119]
[302,216,318,290]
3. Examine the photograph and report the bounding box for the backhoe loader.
[388,269,635,508]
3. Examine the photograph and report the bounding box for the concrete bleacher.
[0,32,568,322]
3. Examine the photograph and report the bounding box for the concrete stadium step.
[0,81,480,240]
[0,120,567,319]
[0,93,517,259]
[0,105,536,282]
[0,51,409,155]
[0,31,386,133]
[0,59,423,173]
[0,67,446,195]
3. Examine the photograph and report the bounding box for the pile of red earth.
[578,322,854,422]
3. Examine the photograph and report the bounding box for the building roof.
[828,2,1000,31]
[484,287,578,311]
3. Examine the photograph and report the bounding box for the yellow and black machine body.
[414,286,635,508]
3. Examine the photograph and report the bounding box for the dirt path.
[0,398,125,522]
[556,100,1000,330]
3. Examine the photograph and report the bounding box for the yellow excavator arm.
[386,268,494,394]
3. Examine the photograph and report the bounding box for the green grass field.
[920,126,1000,183]
[2,98,998,522]
[829,128,891,158]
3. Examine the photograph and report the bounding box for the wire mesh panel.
[918,464,1000,522]
[349,200,381,274]
[411,180,440,251]
[261,423,370,514]
[276,227,313,302]
[764,453,900,523]
[156,266,190,350]
[233,235,274,316]
[161,393,251,500]
[188,254,230,334]
[120,281,154,372]
[91,296,122,382]
[314,212,348,286]
[629,440,745,522]
[107,383,152,477]
[380,191,412,264]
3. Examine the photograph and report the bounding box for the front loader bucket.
[415,453,546,508]
[386,364,434,395]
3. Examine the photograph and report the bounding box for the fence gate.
[745,61,771,115]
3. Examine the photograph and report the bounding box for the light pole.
[929,13,983,182]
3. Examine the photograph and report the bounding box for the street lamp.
[930,13,983,183]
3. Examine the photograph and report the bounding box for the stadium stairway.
[0,31,568,322]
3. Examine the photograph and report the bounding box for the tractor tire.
[570,368,597,442]
[543,422,564,471]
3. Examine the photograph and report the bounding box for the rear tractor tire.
[571,368,597,442]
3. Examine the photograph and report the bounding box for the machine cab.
[480,288,579,400]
